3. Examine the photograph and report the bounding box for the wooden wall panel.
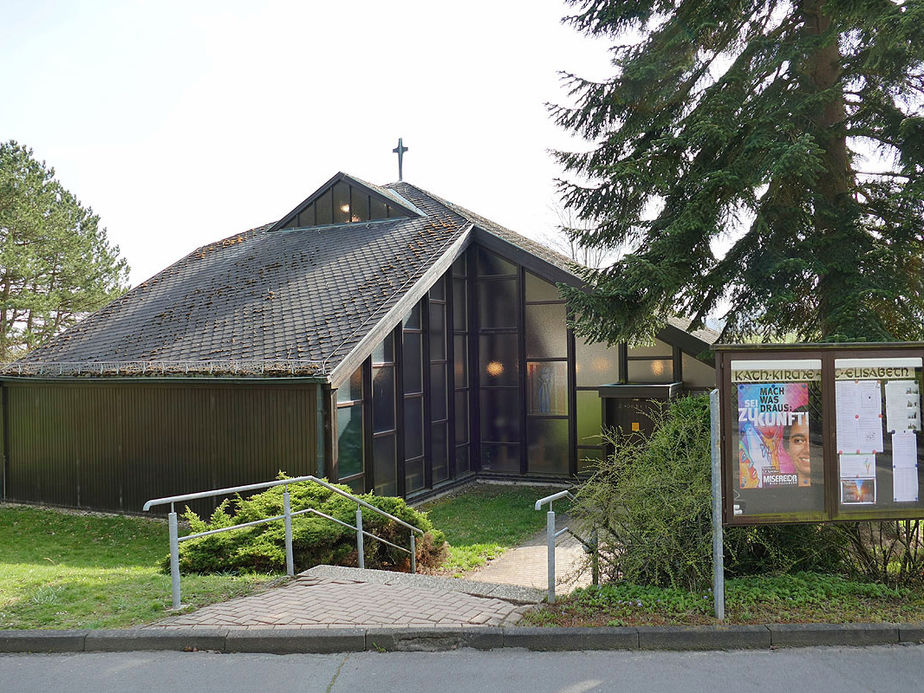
[2,381,317,514]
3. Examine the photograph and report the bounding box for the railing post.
[168,507,182,610]
[283,487,294,578]
[710,388,726,621]
[547,508,556,603]
[410,532,417,574]
[356,506,365,569]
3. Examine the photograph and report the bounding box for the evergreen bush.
[164,477,446,575]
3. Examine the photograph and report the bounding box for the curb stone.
[85,628,228,652]
[0,630,88,653]
[503,626,638,651]
[898,623,924,643]
[365,627,503,652]
[637,625,770,650]
[0,624,920,654]
[225,628,366,654]
[768,623,899,647]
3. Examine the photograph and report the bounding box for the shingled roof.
[4,175,719,382]
[4,178,582,381]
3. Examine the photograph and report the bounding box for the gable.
[272,172,422,231]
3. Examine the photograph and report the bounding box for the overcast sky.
[1,0,612,285]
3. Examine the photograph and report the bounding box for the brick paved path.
[146,512,589,631]
[146,575,530,630]
[467,513,593,592]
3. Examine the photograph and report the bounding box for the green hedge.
[164,478,446,575]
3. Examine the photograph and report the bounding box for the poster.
[841,478,877,504]
[839,452,877,505]
[737,382,812,489]
[885,380,921,433]
[839,453,875,478]
[892,431,919,502]
[527,362,567,415]
[835,380,884,454]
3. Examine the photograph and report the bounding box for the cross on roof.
[392,138,409,182]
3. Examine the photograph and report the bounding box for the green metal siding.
[3,381,317,513]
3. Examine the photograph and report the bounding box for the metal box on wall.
[598,382,684,440]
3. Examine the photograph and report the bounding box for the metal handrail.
[144,475,423,535]
[535,489,598,603]
[144,475,423,610]
[534,490,574,511]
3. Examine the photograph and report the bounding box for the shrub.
[832,520,924,586]
[164,477,446,575]
[573,394,852,591]
[573,395,715,590]
[725,523,848,577]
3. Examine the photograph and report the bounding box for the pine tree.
[554,0,924,343]
[0,141,130,362]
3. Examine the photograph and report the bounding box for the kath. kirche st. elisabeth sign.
[714,343,924,525]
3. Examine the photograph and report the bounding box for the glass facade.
[332,243,710,497]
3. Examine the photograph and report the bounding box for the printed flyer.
[738,382,812,489]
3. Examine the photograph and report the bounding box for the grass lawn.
[419,483,570,575]
[522,572,924,627]
[0,504,278,630]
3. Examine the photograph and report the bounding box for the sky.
[1,0,612,285]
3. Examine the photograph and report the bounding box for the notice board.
[715,344,924,525]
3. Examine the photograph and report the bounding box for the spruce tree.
[0,141,130,362]
[554,0,924,343]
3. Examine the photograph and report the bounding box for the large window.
[336,366,364,492]
[429,277,450,484]
[387,255,473,496]
[453,255,473,478]
[403,305,425,493]
[371,334,397,496]
[525,271,570,475]
[575,336,620,472]
[627,339,676,383]
[478,248,522,473]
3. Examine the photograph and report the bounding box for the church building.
[0,170,716,513]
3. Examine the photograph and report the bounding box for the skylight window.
[277,174,413,230]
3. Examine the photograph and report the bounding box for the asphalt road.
[3,644,923,692]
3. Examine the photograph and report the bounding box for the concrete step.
[300,565,546,604]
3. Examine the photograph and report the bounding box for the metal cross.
[392,137,409,181]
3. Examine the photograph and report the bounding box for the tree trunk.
[0,272,10,362]
[800,0,855,338]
